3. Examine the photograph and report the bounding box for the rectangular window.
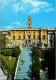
[33,35,35,39]
[29,40,31,43]
[23,31,25,35]
[18,36,21,40]
[23,36,25,39]
[13,31,15,33]
[33,31,35,34]
[13,36,15,40]
[24,31,25,34]
[43,31,45,33]
[28,36,30,39]
[43,35,45,39]
[38,35,40,39]
[50,35,52,39]
[29,19,30,21]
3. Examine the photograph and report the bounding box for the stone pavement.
[0,68,7,80]
[15,47,32,80]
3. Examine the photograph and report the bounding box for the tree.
[0,33,10,48]
[0,33,10,55]
[43,48,55,79]
[12,46,21,57]
[32,46,41,80]
[41,60,47,70]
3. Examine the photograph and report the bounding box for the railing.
[14,55,20,79]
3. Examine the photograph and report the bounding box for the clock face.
[29,19,30,21]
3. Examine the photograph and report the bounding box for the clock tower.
[27,16,32,28]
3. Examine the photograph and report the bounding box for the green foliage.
[0,33,10,48]
[5,49,12,56]
[11,46,21,79]
[41,60,47,70]
[1,48,6,54]
[12,57,18,80]
[0,46,21,80]
[43,48,55,79]
[12,46,21,57]
[43,48,55,67]
[1,48,12,56]
[0,54,16,75]
[32,46,41,80]
[0,62,6,70]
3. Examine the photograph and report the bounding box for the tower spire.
[27,16,32,28]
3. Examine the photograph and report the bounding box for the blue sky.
[0,0,55,30]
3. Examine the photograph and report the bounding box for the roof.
[0,28,11,34]
[11,28,48,31]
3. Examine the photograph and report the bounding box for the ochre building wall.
[11,30,48,45]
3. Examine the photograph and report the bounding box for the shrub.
[32,46,41,80]
[12,57,18,80]
[12,46,21,57]
[41,60,47,70]
[43,48,55,79]
[1,48,12,56]
[1,48,6,54]
[5,49,12,56]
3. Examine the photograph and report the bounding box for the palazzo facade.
[11,16,48,47]
[0,29,11,47]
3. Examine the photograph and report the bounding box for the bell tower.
[27,16,32,28]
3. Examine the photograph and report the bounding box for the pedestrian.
[22,62,23,65]
[28,70,31,73]
[28,70,30,73]
[21,59,22,61]
[19,68,20,71]
[23,60,24,63]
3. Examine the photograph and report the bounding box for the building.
[47,28,56,48]
[11,16,48,48]
[0,28,11,48]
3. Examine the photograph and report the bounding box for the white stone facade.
[0,29,11,48]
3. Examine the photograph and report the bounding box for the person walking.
[19,68,20,71]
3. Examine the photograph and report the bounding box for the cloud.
[4,25,22,30]
[10,22,20,25]
[12,2,20,12]
[12,2,24,12]
[44,7,54,12]
[30,1,49,8]
[2,22,23,30]
[0,0,18,9]
[0,25,12,30]
[13,0,54,14]
[20,6,24,11]
[29,8,40,14]
[0,0,54,14]
[0,0,8,9]
[22,0,32,3]
[22,0,50,8]
[4,26,12,30]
